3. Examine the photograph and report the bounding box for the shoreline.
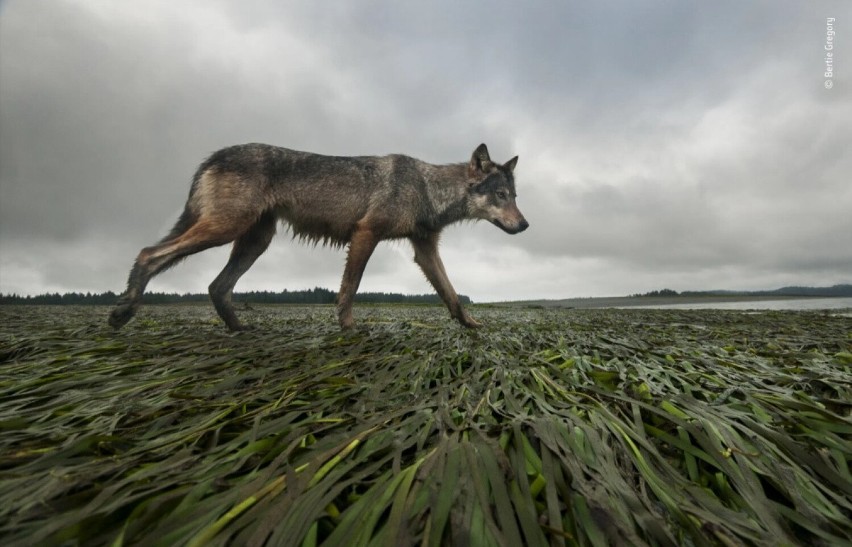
[496,294,852,309]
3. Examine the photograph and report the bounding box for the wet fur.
[109,143,528,331]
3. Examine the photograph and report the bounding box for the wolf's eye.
[496,190,508,200]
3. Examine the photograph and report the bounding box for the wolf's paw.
[460,315,483,329]
[108,305,135,329]
[227,323,256,332]
[338,313,356,331]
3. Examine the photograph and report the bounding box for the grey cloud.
[1,0,849,300]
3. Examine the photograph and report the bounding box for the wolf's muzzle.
[493,218,529,234]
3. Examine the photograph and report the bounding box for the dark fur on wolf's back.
[109,143,528,331]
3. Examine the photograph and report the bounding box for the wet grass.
[0,304,850,546]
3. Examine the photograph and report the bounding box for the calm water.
[628,297,852,311]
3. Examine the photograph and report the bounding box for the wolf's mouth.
[491,219,529,234]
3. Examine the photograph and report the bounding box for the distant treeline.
[634,284,852,298]
[0,288,471,306]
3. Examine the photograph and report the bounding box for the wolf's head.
[466,144,529,234]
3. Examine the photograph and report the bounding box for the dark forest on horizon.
[2,285,849,306]
[0,287,471,306]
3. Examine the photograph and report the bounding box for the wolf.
[108,143,528,331]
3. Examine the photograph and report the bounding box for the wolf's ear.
[503,156,518,173]
[468,143,492,177]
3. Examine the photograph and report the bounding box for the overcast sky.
[1,1,850,302]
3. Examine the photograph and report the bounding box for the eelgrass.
[0,304,850,546]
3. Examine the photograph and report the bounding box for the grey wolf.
[108,143,528,331]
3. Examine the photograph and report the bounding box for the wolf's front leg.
[337,227,379,329]
[411,234,482,329]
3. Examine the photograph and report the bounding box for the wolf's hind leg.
[209,212,276,331]
[109,218,241,329]
[109,246,188,329]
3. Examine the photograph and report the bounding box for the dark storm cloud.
[1,0,849,299]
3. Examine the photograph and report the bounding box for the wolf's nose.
[518,219,529,232]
